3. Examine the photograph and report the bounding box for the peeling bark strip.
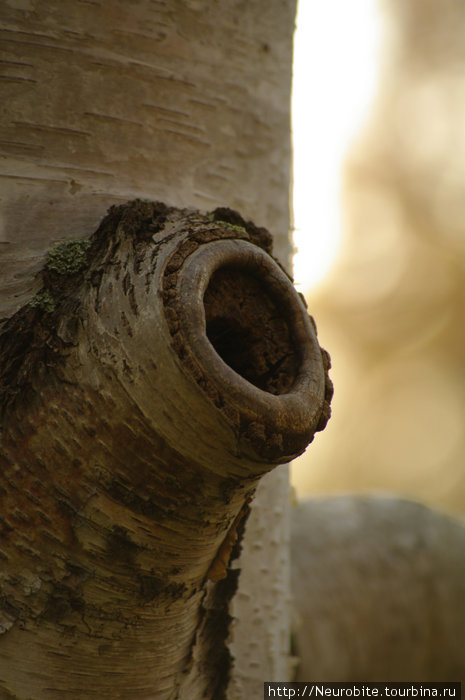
[0,200,332,699]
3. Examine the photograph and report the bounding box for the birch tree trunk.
[0,2,331,697]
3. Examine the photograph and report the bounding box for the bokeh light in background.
[291,0,381,291]
[291,0,465,517]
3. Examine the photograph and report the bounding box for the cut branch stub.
[166,237,328,463]
[0,200,332,699]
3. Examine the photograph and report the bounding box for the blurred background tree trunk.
[291,0,465,518]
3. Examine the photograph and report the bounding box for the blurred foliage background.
[291,0,465,517]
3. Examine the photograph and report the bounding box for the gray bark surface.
[0,0,296,322]
[0,2,305,696]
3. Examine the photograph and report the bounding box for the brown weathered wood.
[0,201,332,698]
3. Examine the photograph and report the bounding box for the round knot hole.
[204,266,299,395]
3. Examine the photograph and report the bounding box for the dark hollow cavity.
[203,266,299,395]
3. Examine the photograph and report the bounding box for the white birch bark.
[0,2,307,696]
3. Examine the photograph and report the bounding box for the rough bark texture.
[0,201,332,698]
[291,496,465,681]
[0,1,302,695]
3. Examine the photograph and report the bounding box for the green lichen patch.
[218,220,246,234]
[46,239,91,276]
[29,289,55,313]
[206,211,246,234]
[207,206,273,253]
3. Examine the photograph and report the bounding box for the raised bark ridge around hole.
[160,210,332,462]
